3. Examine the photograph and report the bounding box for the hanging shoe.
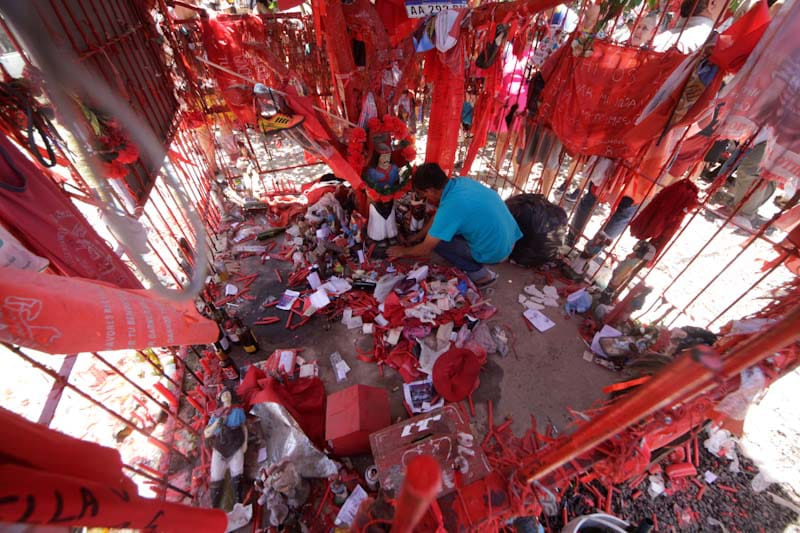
[258,113,304,135]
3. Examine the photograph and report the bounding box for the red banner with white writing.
[0,407,226,532]
[0,267,218,354]
[538,41,684,159]
[0,135,142,289]
[717,1,800,186]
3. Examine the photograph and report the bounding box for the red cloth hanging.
[424,49,466,175]
[461,54,504,175]
[708,0,771,74]
[319,0,360,121]
[538,41,684,159]
[0,135,141,289]
[0,407,226,532]
[629,179,699,261]
[199,15,258,125]
[375,0,420,47]
[0,266,218,354]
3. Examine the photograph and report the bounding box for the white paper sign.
[590,325,622,358]
[309,288,331,310]
[405,0,466,18]
[307,270,322,290]
[523,309,556,332]
[334,485,368,526]
[278,350,295,373]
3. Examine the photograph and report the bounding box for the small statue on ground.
[206,388,248,509]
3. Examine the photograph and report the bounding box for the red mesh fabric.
[424,50,466,175]
[630,178,699,262]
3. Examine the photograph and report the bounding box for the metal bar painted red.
[37,354,77,427]
[6,343,189,461]
[391,455,443,533]
[522,302,800,483]
[90,351,199,437]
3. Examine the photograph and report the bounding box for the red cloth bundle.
[0,407,226,532]
[630,179,700,261]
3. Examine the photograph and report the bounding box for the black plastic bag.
[506,193,567,266]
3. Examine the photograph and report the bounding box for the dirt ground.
[1,119,797,531]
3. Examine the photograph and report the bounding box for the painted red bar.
[391,455,442,533]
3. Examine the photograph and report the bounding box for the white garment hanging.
[434,9,461,52]
[367,203,398,241]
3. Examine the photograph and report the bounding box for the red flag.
[0,407,226,532]
[0,267,218,354]
[0,135,142,289]
[539,41,685,158]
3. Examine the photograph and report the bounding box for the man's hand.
[387,245,407,259]
[404,230,425,245]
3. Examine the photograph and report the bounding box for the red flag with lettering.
[0,407,226,532]
[717,1,800,185]
[538,41,684,158]
[0,135,142,289]
[0,267,218,354]
[200,15,258,125]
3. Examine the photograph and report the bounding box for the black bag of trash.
[506,193,567,266]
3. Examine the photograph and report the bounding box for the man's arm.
[387,233,441,258]
[404,215,436,245]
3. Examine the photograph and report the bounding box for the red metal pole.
[391,455,442,533]
[522,302,800,484]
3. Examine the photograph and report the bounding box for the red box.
[326,384,390,455]
[369,405,491,497]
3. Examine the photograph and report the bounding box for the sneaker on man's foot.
[474,270,498,288]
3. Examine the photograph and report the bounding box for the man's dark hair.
[412,163,448,191]
[680,0,708,17]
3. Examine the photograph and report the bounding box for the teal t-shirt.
[429,178,522,264]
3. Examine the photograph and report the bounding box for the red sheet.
[425,49,466,175]
[718,1,798,186]
[199,15,258,125]
[0,135,141,289]
[0,407,226,532]
[0,267,218,354]
[249,375,327,446]
[538,41,684,159]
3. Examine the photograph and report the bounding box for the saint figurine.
[364,144,404,242]
[206,388,248,509]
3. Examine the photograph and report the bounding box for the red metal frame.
[522,302,800,483]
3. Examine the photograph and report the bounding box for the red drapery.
[0,267,218,354]
[199,15,258,125]
[0,407,226,532]
[538,40,684,159]
[424,49,466,175]
[0,135,141,289]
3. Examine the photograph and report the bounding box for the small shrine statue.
[409,197,427,232]
[206,388,248,508]
[348,115,415,243]
[364,144,404,242]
